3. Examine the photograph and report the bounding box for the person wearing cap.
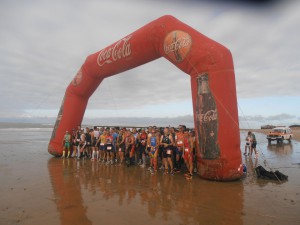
[61,130,71,158]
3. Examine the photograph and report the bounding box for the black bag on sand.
[255,166,288,181]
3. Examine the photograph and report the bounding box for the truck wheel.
[277,138,283,144]
[280,137,284,143]
[288,136,292,143]
[267,139,271,144]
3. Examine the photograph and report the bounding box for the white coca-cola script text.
[97,35,132,67]
[164,35,192,55]
[197,109,218,123]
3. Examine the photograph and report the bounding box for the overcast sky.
[0,0,299,128]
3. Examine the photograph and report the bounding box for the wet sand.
[0,127,299,225]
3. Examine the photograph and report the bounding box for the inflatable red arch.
[48,15,242,181]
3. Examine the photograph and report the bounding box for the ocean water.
[0,124,299,225]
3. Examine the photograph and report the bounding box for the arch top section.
[81,15,232,83]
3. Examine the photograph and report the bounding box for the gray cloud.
[0,0,299,119]
[267,113,296,121]
[239,113,296,122]
[239,113,299,128]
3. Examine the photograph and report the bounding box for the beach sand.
[0,126,299,225]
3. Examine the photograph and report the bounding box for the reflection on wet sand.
[48,158,244,225]
[267,143,293,155]
[242,156,258,185]
[49,159,92,225]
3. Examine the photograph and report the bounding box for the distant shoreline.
[1,122,299,142]
[0,122,53,129]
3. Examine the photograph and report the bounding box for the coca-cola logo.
[197,109,218,123]
[163,30,192,63]
[97,35,132,67]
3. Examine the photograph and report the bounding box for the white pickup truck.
[267,127,293,144]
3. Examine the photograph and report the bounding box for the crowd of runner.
[61,125,197,180]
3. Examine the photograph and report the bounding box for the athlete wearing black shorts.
[160,127,174,174]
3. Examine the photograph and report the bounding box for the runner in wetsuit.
[183,129,194,180]
[91,126,100,160]
[147,129,159,174]
[160,127,174,175]
[117,130,125,165]
[190,130,197,173]
[105,130,114,165]
[85,127,92,158]
[61,130,71,158]
[112,128,118,163]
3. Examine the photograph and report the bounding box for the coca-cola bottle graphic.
[172,31,183,62]
[196,73,220,159]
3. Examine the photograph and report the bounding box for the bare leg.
[168,157,173,174]
[163,158,168,173]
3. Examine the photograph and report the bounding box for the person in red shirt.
[138,128,148,167]
[174,125,185,172]
[183,129,194,180]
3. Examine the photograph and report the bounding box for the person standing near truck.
[244,131,252,156]
[250,131,258,158]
